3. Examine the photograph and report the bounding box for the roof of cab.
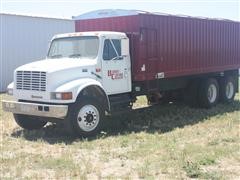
[52,31,127,39]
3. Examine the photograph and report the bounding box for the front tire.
[66,97,104,137]
[13,114,47,130]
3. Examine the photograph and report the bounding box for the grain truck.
[2,10,240,137]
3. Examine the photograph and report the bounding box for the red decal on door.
[108,70,123,80]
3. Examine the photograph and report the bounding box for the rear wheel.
[220,76,236,103]
[198,78,219,108]
[66,97,104,137]
[13,114,47,130]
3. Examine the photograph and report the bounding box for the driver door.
[101,38,131,95]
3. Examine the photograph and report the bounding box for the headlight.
[52,92,72,100]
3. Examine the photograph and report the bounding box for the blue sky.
[1,0,240,21]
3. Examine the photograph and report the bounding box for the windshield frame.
[47,36,100,59]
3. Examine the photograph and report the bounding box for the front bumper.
[2,100,68,119]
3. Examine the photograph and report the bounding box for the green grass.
[0,91,240,179]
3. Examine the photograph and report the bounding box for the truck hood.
[15,58,97,73]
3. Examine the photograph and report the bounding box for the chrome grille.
[16,71,46,91]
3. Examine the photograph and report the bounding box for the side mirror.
[121,38,129,56]
[46,40,52,57]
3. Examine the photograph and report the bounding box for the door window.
[112,39,121,56]
[103,39,121,60]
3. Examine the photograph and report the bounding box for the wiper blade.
[49,54,63,59]
[69,53,82,58]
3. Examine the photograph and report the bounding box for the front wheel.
[13,114,47,130]
[66,97,104,137]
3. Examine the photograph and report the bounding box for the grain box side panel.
[137,14,240,81]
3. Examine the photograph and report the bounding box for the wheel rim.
[77,105,100,132]
[225,81,234,99]
[207,84,217,103]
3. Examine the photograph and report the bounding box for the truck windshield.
[48,36,99,59]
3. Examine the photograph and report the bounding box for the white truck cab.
[3,31,132,137]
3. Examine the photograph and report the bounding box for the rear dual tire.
[185,76,236,108]
[198,78,219,108]
[219,76,236,103]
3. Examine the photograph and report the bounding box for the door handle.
[124,68,128,78]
